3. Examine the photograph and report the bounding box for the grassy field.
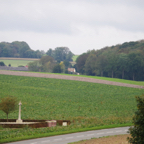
[72,55,79,62]
[0,54,78,66]
[77,75,144,86]
[0,57,38,67]
[0,74,143,142]
[0,74,143,120]
[23,71,144,86]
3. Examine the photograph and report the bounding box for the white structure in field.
[16,101,23,123]
[62,122,67,126]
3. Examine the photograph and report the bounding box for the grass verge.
[19,70,144,86]
[0,123,132,143]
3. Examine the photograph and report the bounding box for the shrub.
[0,96,17,122]
[0,61,5,66]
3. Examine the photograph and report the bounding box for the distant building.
[68,68,76,73]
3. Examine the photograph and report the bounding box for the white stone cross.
[16,101,23,123]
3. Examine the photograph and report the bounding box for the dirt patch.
[0,70,143,89]
[72,134,130,144]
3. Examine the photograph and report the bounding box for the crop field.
[0,74,144,142]
[0,57,38,67]
[0,74,144,121]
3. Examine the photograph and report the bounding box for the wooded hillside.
[0,41,43,58]
[76,40,144,81]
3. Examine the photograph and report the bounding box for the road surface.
[7,127,129,144]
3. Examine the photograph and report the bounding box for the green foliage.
[127,95,144,144]
[72,55,79,62]
[0,61,5,66]
[63,60,72,69]
[39,55,54,65]
[78,40,144,81]
[0,41,43,58]
[28,55,56,72]
[46,47,74,62]
[76,53,90,74]
[59,61,65,73]
[53,64,62,73]
[28,61,41,72]
[0,96,17,122]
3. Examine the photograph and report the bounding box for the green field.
[0,58,38,67]
[72,55,79,62]
[23,71,144,86]
[0,74,143,120]
[0,75,144,120]
[0,55,77,66]
[0,74,144,142]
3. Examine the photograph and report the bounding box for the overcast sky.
[0,0,144,54]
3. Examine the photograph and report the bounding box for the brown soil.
[0,70,144,88]
[0,70,143,89]
[73,134,130,144]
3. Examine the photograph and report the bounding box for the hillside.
[0,70,143,88]
[76,39,144,81]
[0,41,43,58]
[1,71,144,142]
[0,72,144,142]
[0,73,144,121]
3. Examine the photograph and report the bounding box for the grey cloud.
[0,0,144,34]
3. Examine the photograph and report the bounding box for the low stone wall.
[0,66,28,71]
[0,119,71,128]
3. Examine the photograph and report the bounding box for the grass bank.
[0,74,141,143]
[22,71,144,86]
[0,123,132,143]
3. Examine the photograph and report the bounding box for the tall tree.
[127,52,142,80]
[76,53,90,74]
[96,55,108,76]
[128,94,144,144]
[39,55,54,66]
[46,47,74,62]
[46,48,53,57]
[117,53,128,79]
[106,54,118,78]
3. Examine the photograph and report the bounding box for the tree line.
[46,47,74,62]
[28,55,73,73]
[0,41,74,62]
[76,40,144,81]
[0,41,44,58]
[28,47,74,73]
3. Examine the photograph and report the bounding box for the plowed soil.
[0,70,143,89]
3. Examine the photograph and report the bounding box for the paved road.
[7,127,129,144]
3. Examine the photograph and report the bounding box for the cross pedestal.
[16,101,23,123]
